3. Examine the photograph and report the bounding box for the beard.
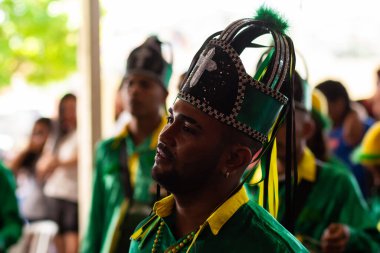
[152,149,223,195]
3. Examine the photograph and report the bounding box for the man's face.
[121,73,166,118]
[152,100,227,194]
[327,98,345,127]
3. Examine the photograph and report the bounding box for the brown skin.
[327,98,364,147]
[8,121,51,173]
[121,73,167,146]
[277,108,350,253]
[342,109,365,147]
[152,100,253,238]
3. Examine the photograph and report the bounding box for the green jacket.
[247,149,380,252]
[129,187,308,253]
[81,118,165,253]
[0,162,23,252]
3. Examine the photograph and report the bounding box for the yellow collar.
[298,148,317,182]
[153,187,249,235]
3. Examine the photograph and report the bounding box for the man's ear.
[224,144,253,174]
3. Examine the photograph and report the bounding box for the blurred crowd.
[0,32,380,253]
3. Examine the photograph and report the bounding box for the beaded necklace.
[151,220,195,253]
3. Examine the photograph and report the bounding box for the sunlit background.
[1,0,380,156]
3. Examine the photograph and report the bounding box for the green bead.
[183,239,188,244]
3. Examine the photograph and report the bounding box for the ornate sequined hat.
[126,35,173,91]
[178,7,295,145]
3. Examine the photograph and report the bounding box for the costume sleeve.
[336,172,380,252]
[80,143,106,253]
[346,227,380,253]
[0,166,23,251]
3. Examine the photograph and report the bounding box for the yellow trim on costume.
[268,140,279,217]
[129,153,139,187]
[206,186,249,235]
[152,194,175,218]
[152,187,248,236]
[131,186,249,251]
[108,199,129,252]
[130,215,160,240]
[251,139,279,218]
[298,148,317,183]
[185,187,249,252]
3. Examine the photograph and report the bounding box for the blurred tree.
[0,0,77,87]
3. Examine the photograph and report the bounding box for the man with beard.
[129,7,307,253]
[81,36,172,253]
[274,72,380,252]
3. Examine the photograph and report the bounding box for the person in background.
[352,122,380,220]
[0,161,23,253]
[273,73,380,252]
[81,35,172,253]
[37,93,78,253]
[7,117,52,223]
[316,80,374,197]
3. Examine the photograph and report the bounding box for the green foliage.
[0,0,77,87]
[254,5,289,34]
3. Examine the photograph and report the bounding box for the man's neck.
[172,182,237,238]
[128,114,161,146]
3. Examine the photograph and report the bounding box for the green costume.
[248,148,380,252]
[129,187,307,253]
[0,162,23,252]
[80,118,166,253]
[245,149,380,252]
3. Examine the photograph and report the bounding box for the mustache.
[157,142,175,161]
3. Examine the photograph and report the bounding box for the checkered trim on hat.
[178,91,268,143]
[249,78,288,104]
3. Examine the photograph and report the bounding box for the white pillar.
[78,0,102,239]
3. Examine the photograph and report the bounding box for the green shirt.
[247,149,380,252]
[80,118,165,253]
[129,187,307,253]
[0,162,23,252]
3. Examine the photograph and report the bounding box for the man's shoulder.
[242,201,308,252]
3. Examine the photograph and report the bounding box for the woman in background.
[8,117,52,223]
[37,93,78,253]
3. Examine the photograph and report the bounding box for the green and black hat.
[125,35,173,91]
[178,8,295,145]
